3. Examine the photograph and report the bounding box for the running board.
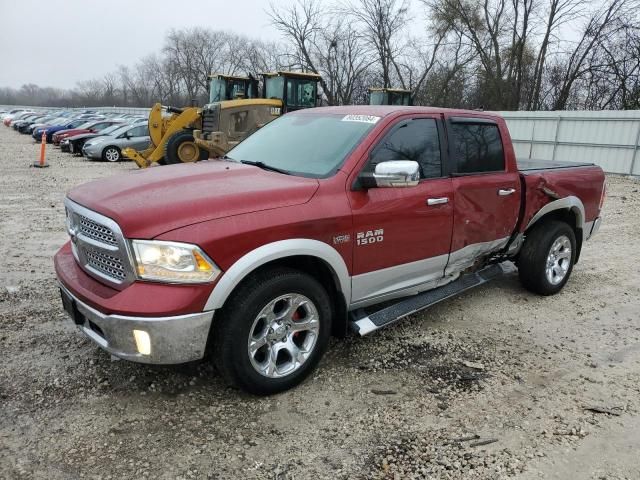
[349,263,505,336]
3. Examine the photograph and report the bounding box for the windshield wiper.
[240,160,290,175]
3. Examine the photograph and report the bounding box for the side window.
[128,126,148,137]
[450,122,504,173]
[367,118,441,179]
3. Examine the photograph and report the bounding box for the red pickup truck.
[55,106,605,395]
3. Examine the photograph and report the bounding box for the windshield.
[226,113,378,178]
[100,124,124,135]
[265,76,284,99]
[209,78,227,102]
[105,125,131,137]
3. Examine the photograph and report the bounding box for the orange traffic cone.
[33,131,49,168]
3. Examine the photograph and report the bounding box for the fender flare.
[204,239,351,311]
[525,196,585,232]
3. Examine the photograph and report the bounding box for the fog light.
[133,330,151,355]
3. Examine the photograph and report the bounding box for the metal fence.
[496,110,640,175]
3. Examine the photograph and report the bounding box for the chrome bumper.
[59,284,214,364]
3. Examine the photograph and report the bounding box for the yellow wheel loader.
[193,71,321,158]
[124,74,260,168]
[368,87,412,106]
[125,71,321,168]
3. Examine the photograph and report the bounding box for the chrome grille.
[78,215,117,246]
[65,198,134,289]
[85,250,126,280]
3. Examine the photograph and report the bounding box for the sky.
[0,0,292,89]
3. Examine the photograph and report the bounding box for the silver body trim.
[60,283,213,364]
[351,254,448,305]
[204,239,351,311]
[525,196,585,232]
[350,273,459,310]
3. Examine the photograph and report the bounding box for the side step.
[349,263,505,336]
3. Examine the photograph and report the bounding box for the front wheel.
[102,146,121,162]
[518,220,576,295]
[212,268,332,395]
[163,130,208,165]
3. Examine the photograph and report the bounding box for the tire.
[163,130,208,165]
[518,220,576,296]
[212,267,332,395]
[102,146,121,163]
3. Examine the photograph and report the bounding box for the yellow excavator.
[124,71,321,168]
[368,87,412,106]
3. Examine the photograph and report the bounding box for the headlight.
[88,138,105,146]
[131,240,219,283]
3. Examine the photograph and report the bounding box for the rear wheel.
[518,220,576,295]
[102,146,121,163]
[163,130,208,165]
[212,268,332,395]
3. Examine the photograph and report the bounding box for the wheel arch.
[524,196,585,263]
[204,239,351,336]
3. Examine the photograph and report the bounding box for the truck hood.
[67,160,320,238]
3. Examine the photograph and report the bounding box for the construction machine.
[125,71,321,168]
[193,71,321,158]
[368,87,412,106]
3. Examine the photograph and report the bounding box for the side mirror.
[370,160,420,188]
[124,133,131,139]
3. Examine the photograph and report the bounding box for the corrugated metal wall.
[496,110,640,175]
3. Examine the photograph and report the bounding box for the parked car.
[19,115,57,134]
[55,106,606,395]
[48,120,121,145]
[44,118,100,143]
[3,110,35,126]
[12,114,43,130]
[61,122,133,153]
[81,123,150,161]
[31,117,71,139]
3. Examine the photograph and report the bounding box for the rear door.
[444,116,520,275]
[348,115,454,304]
[126,125,151,150]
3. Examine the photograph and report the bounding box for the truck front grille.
[78,215,118,246]
[65,199,134,289]
[85,250,126,280]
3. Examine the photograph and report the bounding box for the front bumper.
[82,144,101,159]
[59,283,214,364]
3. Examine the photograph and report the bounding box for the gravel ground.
[1,125,639,480]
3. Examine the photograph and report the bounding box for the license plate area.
[60,288,85,326]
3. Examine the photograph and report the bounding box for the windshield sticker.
[341,115,380,124]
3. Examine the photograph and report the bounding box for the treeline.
[2,0,639,110]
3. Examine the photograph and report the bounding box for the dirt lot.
[0,125,639,480]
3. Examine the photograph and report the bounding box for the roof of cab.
[294,105,503,120]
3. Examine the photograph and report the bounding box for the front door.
[444,116,521,275]
[348,115,454,305]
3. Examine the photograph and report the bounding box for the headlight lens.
[88,137,105,145]
[131,240,219,283]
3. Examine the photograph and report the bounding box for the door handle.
[498,188,516,196]
[427,197,449,206]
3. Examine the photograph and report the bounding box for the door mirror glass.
[372,160,420,188]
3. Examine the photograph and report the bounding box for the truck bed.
[517,158,594,172]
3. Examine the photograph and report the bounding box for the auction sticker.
[341,115,380,124]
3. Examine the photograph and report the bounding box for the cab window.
[450,121,504,173]
[366,118,442,179]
